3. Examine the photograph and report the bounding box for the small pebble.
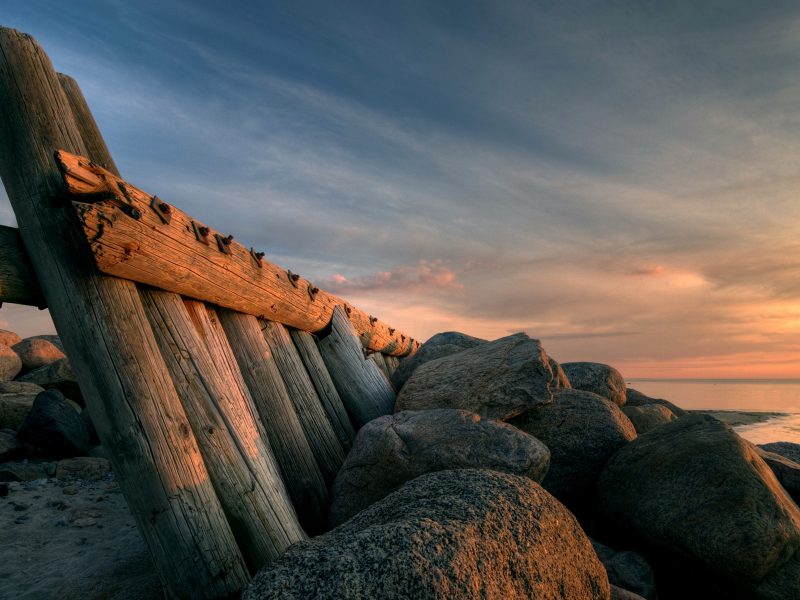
[96,494,109,502]
[51,517,68,527]
[11,501,30,512]
[14,515,29,524]
[73,517,96,528]
[106,483,117,489]
[62,486,79,495]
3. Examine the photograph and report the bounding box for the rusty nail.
[222,235,233,245]
[198,226,210,237]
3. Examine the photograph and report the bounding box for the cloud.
[318,260,462,294]
[626,266,665,277]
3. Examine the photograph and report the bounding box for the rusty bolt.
[345,305,351,314]
[222,235,234,245]
[198,226,210,237]
[311,286,319,294]
[159,203,172,215]
[389,328,395,335]
[255,251,265,259]
[401,335,405,342]
[291,273,300,281]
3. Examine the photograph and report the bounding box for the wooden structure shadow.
[0,27,413,599]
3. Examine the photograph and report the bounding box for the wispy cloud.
[318,260,462,294]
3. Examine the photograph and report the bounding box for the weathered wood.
[0,28,248,598]
[289,329,356,452]
[318,306,397,429]
[369,351,392,381]
[56,152,418,356]
[0,225,46,307]
[216,308,329,535]
[260,319,347,488]
[57,72,120,178]
[383,353,400,379]
[140,289,305,572]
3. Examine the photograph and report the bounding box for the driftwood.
[56,151,418,357]
[141,290,305,572]
[318,306,397,429]
[216,308,330,535]
[0,27,249,598]
[260,319,347,488]
[0,225,45,307]
[290,329,356,452]
[384,354,401,378]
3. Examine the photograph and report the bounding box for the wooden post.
[260,319,347,488]
[0,225,45,307]
[140,290,305,572]
[318,306,397,429]
[383,353,400,378]
[0,28,249,598]
[216,308,329,535]
[289,329,356,452]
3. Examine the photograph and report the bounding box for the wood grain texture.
[0,28,249,599]
[259,319,346,488]
[318,306,397,430]
[0,224,45,307]
[141,290,305,572]
[56,152,418,357]
[289,329,356,452]
[383,354,400,379]
[216,308,329,535]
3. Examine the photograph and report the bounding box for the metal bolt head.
[159,203,172,214]
[198,226,210,237]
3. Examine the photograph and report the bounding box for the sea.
[627,379,800,444]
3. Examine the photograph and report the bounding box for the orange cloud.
[626,266,664,276]
[318,260,462,293]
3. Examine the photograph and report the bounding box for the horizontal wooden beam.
[46,151,419,356]
[0,224,46,307]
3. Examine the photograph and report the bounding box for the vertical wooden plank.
[215,308,330,535]
[383,353,399,379]
[260,319,347,488]
[289,329,356,452]
[141,290,305,572]
[0,28,249,598]
[317,306,397,430]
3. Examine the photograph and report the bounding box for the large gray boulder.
[590,539,657,600]
[759,442,800,465]
[17,358,83,405]
[328,409,550,527]
[394,333,555,421]
[625,388,686,417]
[621,403,677,434]
[0,429,23,461]
[598,413,800,600]
[508,388,636,497]
[391,331,487,392]
[244,469,610,600]
[0,344,22,382]
[11,338,66,373]
[0,382,45,430]
[16,389,89,458]
[562,362,626,406]
[756,447,800,504]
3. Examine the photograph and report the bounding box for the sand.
[0,472,152,600]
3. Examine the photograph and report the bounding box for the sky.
[2,1,800,378]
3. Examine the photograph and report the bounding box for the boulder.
[0,391,38,431]
[625,388,687,417]
[549,357,571,388]
[48,538,164,600]
[390,331,487,391]
[621,403,677,434]
[0,344,22,382]
[28,334,64,353]
[561,362,626,406]
[0,381,46,395]
[16,389,89,458]
[611,587,646,600]
[593,540,658,600]
[759,442,800,465]
[756,448,800,504]
[56,457,111,481]
[0,329,21,348]
[16,358,83,405]
[394,333,555,421]
[328,409,550,527]
[0,461,48,482]
[597,413,800,599]
[80,405,100,446]
[0,429,23,461]
[507,389,636,497]
[243,469,610,600]
[11,338,66,373]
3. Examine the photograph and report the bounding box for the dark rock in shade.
[0,391,38,431]
[756,448,800,504]
[0,330,21,348]
[625,388,687,418]
[243,470,610,600]
[590,538,656,599]
[394,333,555,421]
[80,404,100,446]
[759,441,800,465]
[597,413,800,600]
[561,362,626,406]
[0,429,23,461]
[622,403,677,434]
[611,586,647,600]
[56,457,111,481]
[48,538,164,600]
[390,331,487,392]
[328,409,550,527]
[0,344,22,382]
[16,389,89,458]
[549,357,571,388]
[0,483,7,497]
[11,338,66,373]
[0,461,48,481]
[27,334,64,354]
[507,388,636,498]
[16,358,83,406]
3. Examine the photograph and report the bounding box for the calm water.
[627,379,800,444]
